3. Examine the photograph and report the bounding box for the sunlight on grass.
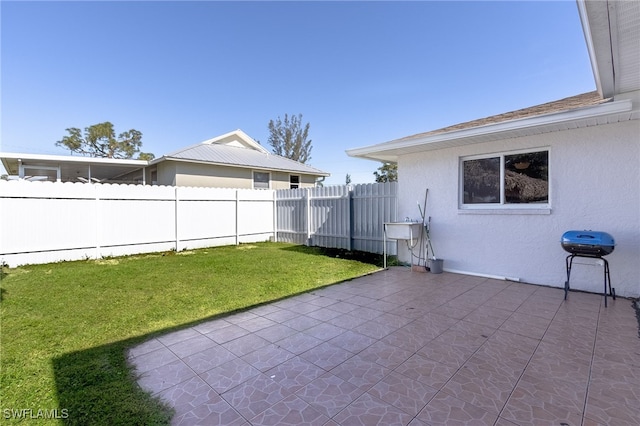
[0,242,381,424]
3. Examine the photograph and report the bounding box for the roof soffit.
[159,156,329,177]
[612,0,640,94]
[346,97,635,162]
[579,0,640,98]
[580,0,615,98]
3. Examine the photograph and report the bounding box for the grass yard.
[0,242,381,425]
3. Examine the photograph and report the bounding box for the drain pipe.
[445,268,522,283]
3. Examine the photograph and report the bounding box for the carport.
[0,152,148,184]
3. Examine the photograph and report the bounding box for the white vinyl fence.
[0,181,398,267]
[0,181,275,266]
[276,182,398,254]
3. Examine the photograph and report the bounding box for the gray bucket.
[429,258,444,274]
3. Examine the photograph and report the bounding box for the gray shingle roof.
[392,91,609,143]
[162,143,329,176]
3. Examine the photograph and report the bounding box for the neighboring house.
[1,129,329,189]
[347,0,640,298]
[145,130,328,189]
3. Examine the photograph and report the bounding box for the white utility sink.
[384,222,423,240]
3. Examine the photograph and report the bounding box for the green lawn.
[0,242,382,425]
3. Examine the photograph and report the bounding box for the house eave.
[346,98,635,163]
[577,0,616,98]
[0,152,148,175]
[200,129,270,154]
[154,156,330,177]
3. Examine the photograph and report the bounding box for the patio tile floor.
[128,268,640,425]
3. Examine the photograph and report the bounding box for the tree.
[374,162,398,183]
[267,113,312,163]
[55,121,154,160]
[137,152,156,161]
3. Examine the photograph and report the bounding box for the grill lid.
[561,230,615,256]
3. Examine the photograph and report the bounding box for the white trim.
[458,147,550,211]
[0,152,148,166]
[577,0,615,98]
[346,99,632,160]
[458,209,551,216]
[252,170,271,190]
[153,157,328,177]
[289,174,300,189]
[199,129,269,154]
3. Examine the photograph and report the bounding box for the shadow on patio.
[124,268,639,425]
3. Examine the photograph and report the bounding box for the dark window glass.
[253,171,269,189]
[463,157,500,204]
[504,151,548,203]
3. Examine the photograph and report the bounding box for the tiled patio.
[128,268,640,425]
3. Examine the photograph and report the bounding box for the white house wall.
[397,120,639,298]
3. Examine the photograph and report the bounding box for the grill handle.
[576,234,595,239]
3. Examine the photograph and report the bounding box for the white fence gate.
[276,182,398,255]
[0,181,398,267]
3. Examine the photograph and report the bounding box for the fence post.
[348,186,354,251]
[175,187,180,251]
[305,188,311,246]
[272,190,278,242]
[235,190,240,245]
[95,184,101,260]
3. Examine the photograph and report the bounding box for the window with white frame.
[460,149,549,208]
[253,171,270,189]
[289,175,300,189]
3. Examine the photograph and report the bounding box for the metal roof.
[1,129,329,182]
[157,142,329,176]
[0,152,147,182]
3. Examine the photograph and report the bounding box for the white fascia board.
[577,0,615,98]
[200,129,269,154]
[346,99,633,160]
[156,157,330,177]
[0,152,149,166]
[233,129,270,154]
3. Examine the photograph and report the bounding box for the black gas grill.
[562,230,615,306]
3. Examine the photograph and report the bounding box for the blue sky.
[1,1,595,185]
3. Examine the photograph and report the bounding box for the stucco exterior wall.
[271,171,292,190]
[270,172,318,189]
[397,120,639,298]
[156,162,177,186]
[173,162,252,188]
[155,161,319,189]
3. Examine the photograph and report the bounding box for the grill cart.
[561,230,615,306]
